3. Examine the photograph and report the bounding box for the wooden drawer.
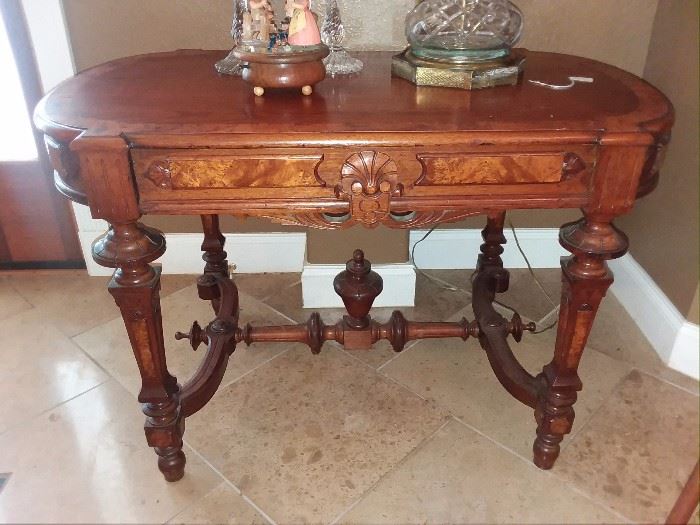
[132,147,594,214]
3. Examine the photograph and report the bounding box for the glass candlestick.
[215,0,249,75]
[320,0,363,76]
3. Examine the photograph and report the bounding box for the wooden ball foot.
[302,85,313,96]
[533,436,561,470]
[157,448,186,482]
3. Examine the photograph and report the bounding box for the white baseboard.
[302,263,416,309]
[299,226,561,309]
[81,232,307,276]
[669,322,700,379]
[609,255,699,380]
[409,228,566,269]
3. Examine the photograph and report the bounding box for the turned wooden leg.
[198,215,229,309]
[475,211,510,294]
[533,215,628,469]
[200,215,228,277]
[93,221,186,482]
[478,211,507,270]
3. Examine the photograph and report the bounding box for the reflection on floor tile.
[73,285,300,398]
[382,322,631,459]
[342,419,620,524]
[0,380,220,524]
[167,483,269,525]
[0,309,108,434]
[185,347,448,524]
[6,271,194,337]
[557,370,700,523]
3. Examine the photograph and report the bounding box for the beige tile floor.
[0,268,698,525]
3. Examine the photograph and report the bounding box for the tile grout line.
[449,416,633,524]
[256,277,302,305]
[0,379,111,438]
[548,471,634,524]
[66,277,197,340]
[418,271,472,294]
[580,344,699,398]
[536,304,560,326]
[322,342,413,388]
[255,285,307,326]
[161,482,219,525]
[178,443,279,525]
[0,303,37,324]
[634,366,700,398]
[560,370,630,453]
[218,345,293,391]
[5,275,42,308]
[374,338,428,373]
[69,313,122,340]
[327,418,453,525]
[450,413,541,465]
[70,334,116,378]
[333,343,433,403]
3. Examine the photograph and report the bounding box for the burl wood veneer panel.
[141,154,324,190]
[418,153,566,185]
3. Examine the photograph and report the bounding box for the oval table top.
[34,50,673,148]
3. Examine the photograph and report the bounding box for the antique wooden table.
[34,50,673,482]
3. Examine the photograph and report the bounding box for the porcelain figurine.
[250,0,275,42]
[286,0,321,46]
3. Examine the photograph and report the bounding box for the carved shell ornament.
[263,150,481,229]
[335,151,403,226]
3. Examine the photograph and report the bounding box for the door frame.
[0,0,83,268]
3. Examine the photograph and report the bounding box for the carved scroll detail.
[146,160,173,189]
[561,153,587,180]
[261,209,482,230]
[335,151,403,226]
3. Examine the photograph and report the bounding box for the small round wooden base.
[233,45,330,96]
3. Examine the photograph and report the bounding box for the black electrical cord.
[410,221,560,334]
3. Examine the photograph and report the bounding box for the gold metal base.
[391,48,525,90]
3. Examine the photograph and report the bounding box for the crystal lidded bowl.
[406,0,524,63]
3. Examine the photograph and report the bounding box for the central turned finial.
[348,249,370,278]
[334,249,383,334]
